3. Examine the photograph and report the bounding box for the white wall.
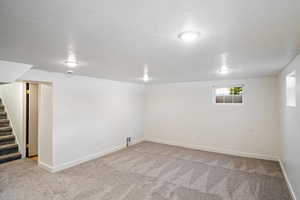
[145,77,279,160]
[17,70,282,174]
[20,70,145,171]
[0,82,25,156]
[38,83,54,166]
[278,54,300,199]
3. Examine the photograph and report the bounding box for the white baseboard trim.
[144,138,278,161]
[279,159,297,200]
[51,144,125,173]
[38,161,54,173]
[39,139,144,173]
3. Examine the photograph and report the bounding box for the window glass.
[286,71,296,107]
[215,86,243,104]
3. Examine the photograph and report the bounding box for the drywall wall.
[19,70,145,171]
[0,82,25,156]
[17,69,281,173]
[278,54,300,199]
[38,83,54,167]
[0,60,32,83]
[145,77,279,160]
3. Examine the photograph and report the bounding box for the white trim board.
[39,139,143,173]
[279,159,297,200]
[38,161,54,172]
[144,138,279,161]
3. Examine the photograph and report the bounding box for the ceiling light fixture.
[143,74,150,82]
[178,31,199,42]
[137,64,153,82]
[218,65,230,74]
[64,60,78,68]
[143,65,150,82]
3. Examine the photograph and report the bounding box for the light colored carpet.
[0,141,291,200]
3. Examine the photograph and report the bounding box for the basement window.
[286,71,296,107]
[214,85,244,104]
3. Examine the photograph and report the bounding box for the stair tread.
[0,143,17,150]
[0,126,12,131]
[0,119,9,123]
[0,131,12,135]
[0,135,14,141]
[0,131,13,136]
[0,152,21,160]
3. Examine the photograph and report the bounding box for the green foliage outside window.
[230,87,243,95]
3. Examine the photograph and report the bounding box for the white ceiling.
[0,0,300,83]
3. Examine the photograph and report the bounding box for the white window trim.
[212,84,245,105]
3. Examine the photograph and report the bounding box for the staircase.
[0,98,22,164]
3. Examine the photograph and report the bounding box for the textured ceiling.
[0,0,300,83]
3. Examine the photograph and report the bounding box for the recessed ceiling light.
[218,66,230,74]
[143,64,150,82]
[178,31,200,42]
[136,64,153,82]
[64,60,78,68]
[143,74,150,82]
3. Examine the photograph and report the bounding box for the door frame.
[25,82,30,157]
[21,81,54,167]
[24,82,39,158]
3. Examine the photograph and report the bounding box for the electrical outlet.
[126,137,132,147]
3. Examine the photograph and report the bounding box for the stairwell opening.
[0,81,53,166]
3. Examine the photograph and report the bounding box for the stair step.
[0,112,7,119]
[0,143,18,156]
[0,127,12,132]
[0,119,9,128]
[0,105,4,112]
[0,131,13,136]
[0,135,15,145]
[0,143,17,150]
[0,152,22,164]
[0,119,9,123]
[0,130,13,136]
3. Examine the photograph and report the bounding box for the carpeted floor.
[0,141,291,200]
